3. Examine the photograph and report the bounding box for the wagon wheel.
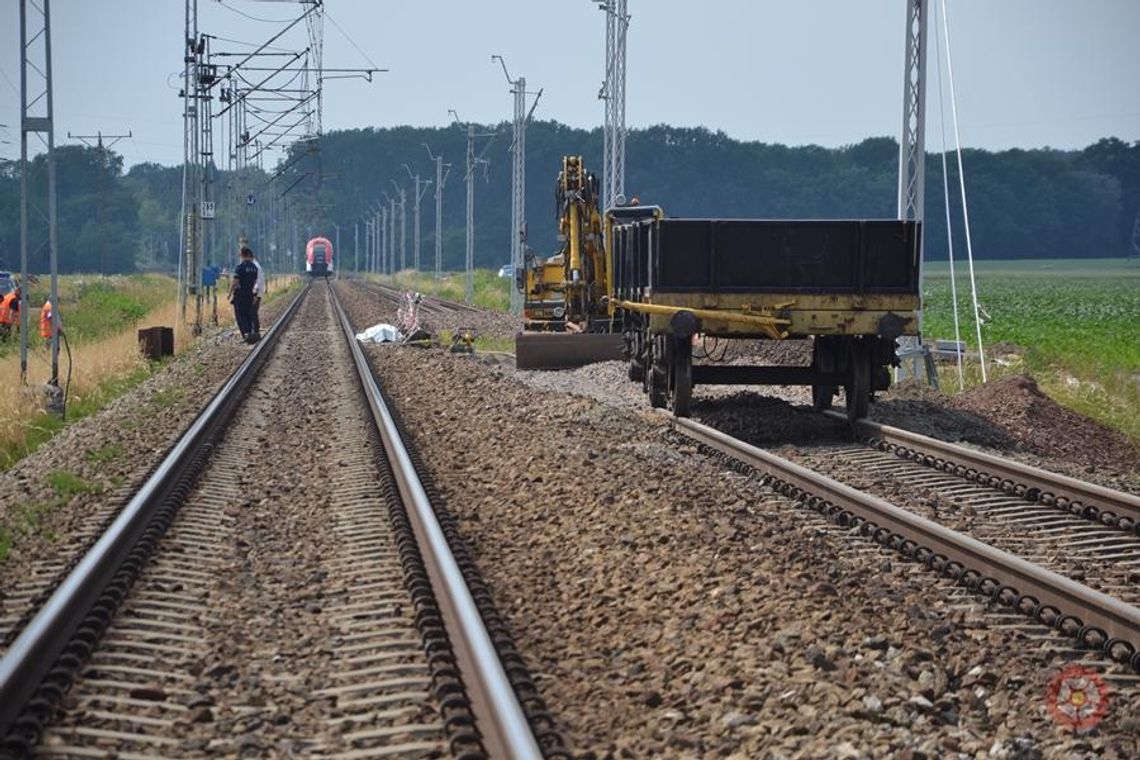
[647,336,668,409]
[668,336,693,418]
[845,340,871,422]
[811,337,837,412]
[626,329,645,382]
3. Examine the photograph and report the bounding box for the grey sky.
[2,0,1138,168]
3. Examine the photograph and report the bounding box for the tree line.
[0,126,1136,274]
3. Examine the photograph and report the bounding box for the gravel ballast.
[0,290,300,650]
[338,283,1137,758]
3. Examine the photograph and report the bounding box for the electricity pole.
[67,130,132,151]
[68,131,133,275]
[403,164,432,272]
[378,207,386,273]
[178,1,216,334]
[382,192,393,274]
[389,180,407,272]
[375,204,384,273]
[450,110,496,304]
[364,218,372,274]
[354,221,359,273]
[492,55,542,314]
[424,144,451,278]
[19,0,61,405]
[596,0,629,211]
[896,0,936,385]
[385,194,397,275]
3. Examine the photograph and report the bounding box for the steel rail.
[362,279,485,314]
[329,284,542,759]
[0,284,310,739]
[672,415,1140,663]
[824,410,1140,532]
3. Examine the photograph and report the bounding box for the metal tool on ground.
[450,327,477,354]
[393,290,431,346]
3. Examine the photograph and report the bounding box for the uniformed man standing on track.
[250,250,265,339]
[230,247,260,343]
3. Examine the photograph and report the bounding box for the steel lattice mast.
[493,56,542,314]
[896,0,936,385]
[19,0,61,399]
[181,0,202,332]
[596,0,628,210]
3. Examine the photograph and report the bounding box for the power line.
[324,8,383,71]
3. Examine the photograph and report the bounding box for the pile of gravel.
[948,374,1140,474]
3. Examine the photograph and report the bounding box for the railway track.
[669,414,1140,681]
[753,411,1140,611]
[361,280,484,321]
[836,411,1140,536]
[326,292,1138,751]
[0,282,563,759]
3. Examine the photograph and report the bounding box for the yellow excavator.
[515,156,660,369]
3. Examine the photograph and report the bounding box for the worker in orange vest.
[0,287,18,341]
[40,299,56,343]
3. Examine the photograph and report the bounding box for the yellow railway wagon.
[610,217,921,419]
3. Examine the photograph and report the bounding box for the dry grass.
[0,300,177,461]
[0,274,300,467]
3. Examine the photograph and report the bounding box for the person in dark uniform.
[230,247,260,342]
[250,250,264,337]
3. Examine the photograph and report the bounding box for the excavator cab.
[515,156,652,370]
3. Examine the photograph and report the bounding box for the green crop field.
[921,258,1140,443]
[376,260,1140,444]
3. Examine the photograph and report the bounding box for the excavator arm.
[516,156,626,369]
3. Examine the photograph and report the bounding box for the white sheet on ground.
[355,323,404,343]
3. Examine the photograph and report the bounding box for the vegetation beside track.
[0,274,302,469]
[363,270,517,352]
[923,258,1140,444]
[371,269,511,311]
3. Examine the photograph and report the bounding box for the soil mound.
[949,374,1140,473]
[872,380,1016,449]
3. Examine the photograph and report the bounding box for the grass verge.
[373,269,511,311]
[0,470,103,561]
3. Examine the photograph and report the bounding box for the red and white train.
[306,236,334,277]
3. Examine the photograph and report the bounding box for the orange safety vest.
[40,300,53,339]
[0,293,13,325]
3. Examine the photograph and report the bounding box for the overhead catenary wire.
[933,0,964,391]
[939,0,987,383]
[214,0,295,24]
[323,8,382,72]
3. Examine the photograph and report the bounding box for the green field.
[921,258,1140,442]
[0,274,175,355]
